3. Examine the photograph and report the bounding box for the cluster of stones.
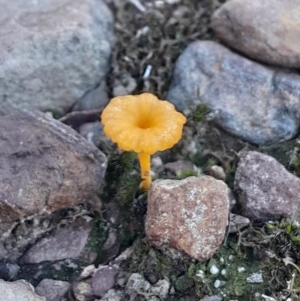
[1,0,300,300]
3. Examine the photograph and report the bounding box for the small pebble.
[247,272,263,283]
[214,279,221,288]
[196,270,205,278]
[221,269,226,276]
[151,156,163,168]
[80,265,95,279]
[210,265,219,275]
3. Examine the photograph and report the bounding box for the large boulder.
[211,0,300,68]
[0,0,114,115]
[0,108,107,223]
[167,41,300,145]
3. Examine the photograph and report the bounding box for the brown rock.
[211,0,300,68]
[0,109,107,223]
[145,176,229,261]
[234,151,300,222]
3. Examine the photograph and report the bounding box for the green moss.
[174,275,195,292]
[175,169,198,179]
[87,220,108,264]
[193,104,211,122]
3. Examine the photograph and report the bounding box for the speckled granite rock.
[234,151,300,222]
[146,176,229,261]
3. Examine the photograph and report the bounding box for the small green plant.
[175,169,198,179]
[193,104,211,122]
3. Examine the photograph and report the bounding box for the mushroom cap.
[101,93,186,154]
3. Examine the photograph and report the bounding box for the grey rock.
[73,81,109,112]
[0,0,114,116]
[72,280,93,301]
[126,273,151,294]
[35,279,70,301]
[149,279,170,299]
[98,289,123,301]
[0,259,20,281]
[229,213,250,233]
[112,72,137,97]
[247,272,263,284]
[0,109,107,223]
[80,265,96,279]
[207,165,226,181]
[146,176,229,261]
[0,279,46,301]
[92,265,119,297]
[101,228,120,264]
[79,121,115,153]
[234,151,300,222]
[212,0,300,68]
[167,41,300,145]
[20,217,94,264]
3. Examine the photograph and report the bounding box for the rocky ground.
[1,0,300,301]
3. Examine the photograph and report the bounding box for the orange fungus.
[101,93,186,190]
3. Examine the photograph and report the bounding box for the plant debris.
[104,0,227,99]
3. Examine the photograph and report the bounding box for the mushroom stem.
[138,152,151,190]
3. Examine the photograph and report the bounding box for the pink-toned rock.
[211,0,300,68]
[145,176,229,261]
[234,151,300,222]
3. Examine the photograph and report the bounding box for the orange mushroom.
[101,93,186,190]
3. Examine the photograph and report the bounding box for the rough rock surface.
[212,0,300,68]
[35,279,70,301]
[234,151,300,222]
[0,279,46,301]
[72,82,109,112]
[0,259,20,281]
[92,265,119,297]
[167,41,300,145]
[0,109,107,223]
[0,0,114,115]
[229,213,250,233]
[20,217,94,264]
[146,176,229,261]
